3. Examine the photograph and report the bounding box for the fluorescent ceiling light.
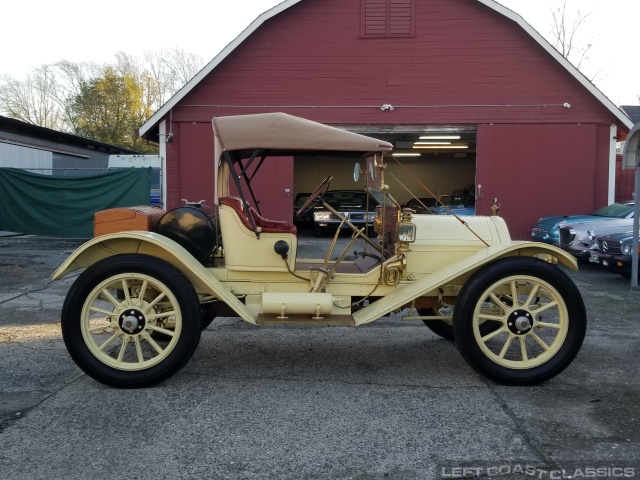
[419,135,461,140]
[392,153,421,157]
[413,145,469,149]
[413,141,452,145]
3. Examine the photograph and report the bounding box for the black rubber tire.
[420,308,455,341]
[201,303,218,330]
[453,257,586,385]
[61,254,201,388]
[313,224,324,237]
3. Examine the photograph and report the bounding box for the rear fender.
[51,231,257,324]
[352,241,577,326]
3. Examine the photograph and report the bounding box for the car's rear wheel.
[453,258,586,385]
[61,254,201,388]
[420,307,501,341]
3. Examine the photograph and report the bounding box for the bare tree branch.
[0,48,206,139]
[549,1,604,82]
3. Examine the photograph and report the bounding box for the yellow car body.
[54,113,586,388]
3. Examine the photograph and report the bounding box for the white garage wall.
[294,155,476,201]
[0,142,53,174]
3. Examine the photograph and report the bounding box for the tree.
[0,66,66,130]
[142,48,204,109]
[68,67,155,152]
[549,1,602,81]
[0,49,205,149]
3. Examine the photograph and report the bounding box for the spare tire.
[156,204,218,261]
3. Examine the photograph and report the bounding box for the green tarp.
[0,168,151,238]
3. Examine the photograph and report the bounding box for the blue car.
[531,203,634,245]
[432,194,476,216]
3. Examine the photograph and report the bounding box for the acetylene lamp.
[397,208,416,247]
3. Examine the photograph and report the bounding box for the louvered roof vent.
[361,0,415,38]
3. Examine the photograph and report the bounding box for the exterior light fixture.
[392,153,421,157]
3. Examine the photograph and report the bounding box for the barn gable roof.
[139,0,633,140]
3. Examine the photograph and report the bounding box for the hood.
[538,214,618,228]
[597,231,636,243]
[565,218,634,232]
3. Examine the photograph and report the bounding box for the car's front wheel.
[61,254,201,388]
[453,258,586,385]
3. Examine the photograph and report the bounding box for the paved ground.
[0,233,638,479]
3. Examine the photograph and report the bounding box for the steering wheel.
[296,175,333,218]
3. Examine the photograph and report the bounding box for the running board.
[256,314,355,326]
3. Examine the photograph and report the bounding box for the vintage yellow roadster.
[53,113,586,388]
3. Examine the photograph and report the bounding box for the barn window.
[361,0,415,38]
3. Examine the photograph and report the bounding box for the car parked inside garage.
[312,190,378,236]
[431,193,476,216]
[402,197,437,215]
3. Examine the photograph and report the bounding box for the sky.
[2,0,639,106]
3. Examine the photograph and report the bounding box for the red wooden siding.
[615,154,634,202]
[229,156,294,221]
[179,123,215,207]
[476,124,597,240]
[175,0,615,126]
[163,0,621,215]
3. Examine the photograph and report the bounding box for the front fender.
[353,241,577,326]
[51,231,257,324]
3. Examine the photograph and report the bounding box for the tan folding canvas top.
[212,112,393,156]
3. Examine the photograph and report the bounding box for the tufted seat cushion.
[219,196,297,235]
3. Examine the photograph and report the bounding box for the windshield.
[592,204,634,218]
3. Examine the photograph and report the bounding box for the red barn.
[140,0,632,239]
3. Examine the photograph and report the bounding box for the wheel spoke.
[98,332,121,351]
[117,336,131,361]
[536,321,561,330]
[519,336,528,361]
[523,284,540,309]
[89,306,116,317]
[489,293,510,313]
[146,310,176,320]
[90,322,116,333]
[121,279,132,304]
[141,332,165,355]
[136,280,148,307]
[530,301,558,315]
[510,281,519,308]
[100,288,121,308]
[481,325,506,342]
[146,324,176,337]
[498,334,513,359]
[478,313,505,322]
[144,292,166,312]
[134,336,144,363]
[530,330,550,351]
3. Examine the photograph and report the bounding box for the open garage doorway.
[293,125,477,215]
